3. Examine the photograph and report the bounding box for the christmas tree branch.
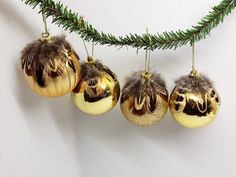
[23,0,236,50]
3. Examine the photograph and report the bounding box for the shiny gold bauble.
[20,35,81,97]
[120,71,169,127]
[169,71,221,128]
[71,58,120,115]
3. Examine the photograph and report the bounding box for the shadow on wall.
[0,0,36,38]
[47,90,192,164]
[13,60,47,115]
[13,57,194,169]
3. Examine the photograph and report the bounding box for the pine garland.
[23,0,236,50]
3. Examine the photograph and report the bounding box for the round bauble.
[120,71,169,127]
[169,72,221,128]
[20,35,81,97]
[71,58,120,115]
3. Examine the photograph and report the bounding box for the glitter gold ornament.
[71,57,120,115]
[20,35,81,97]
[169,71,221,128]
[120,71,168,127]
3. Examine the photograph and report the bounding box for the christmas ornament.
[120,71,168,127]
[20,12,81,97]
[169,71,220,128]
[120,72,168,127]
[120,48,168,127]
[169,42,221,128]
[21,34,81,97]
[71,57,120,115]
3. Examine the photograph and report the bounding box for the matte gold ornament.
[120,71,168,127]
[21,35,81,97]
[71,58,120,115]
[169,71,221,128]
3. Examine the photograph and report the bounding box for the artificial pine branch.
[23,0,236,50]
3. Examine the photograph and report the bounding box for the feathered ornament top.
[121,71,168,115]
[73,58,119,93]
[174,73,215,94]
[20,35,80,88]
[73,58,120,103]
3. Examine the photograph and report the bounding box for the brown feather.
[121,71,168,113]
[174,74,214,94]
[121,71,168,101]
[20,35,79,87]
[73,60,120,94]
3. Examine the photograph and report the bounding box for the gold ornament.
[71,58,120,115]
[169,71,221,128]
[120,71,168,127]
[21,35,81,97]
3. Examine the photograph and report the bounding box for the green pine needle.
[23,0,236,50]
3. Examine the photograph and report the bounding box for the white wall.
[0,0,236,177]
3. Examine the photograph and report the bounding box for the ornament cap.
[190,69,200,78]
[141,71,152,80]
[41,32,51,41]
[87,56,96,64]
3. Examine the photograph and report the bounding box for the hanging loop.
[145,29,151,72]
[41,7,50,39]
[142,50,152,79]
[82,40,96,63]
[145,49,151,73]
[142,29,152,79]
[92,42,95,57]
[190,35,199,77]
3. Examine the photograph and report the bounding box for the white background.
[0,0,236,177]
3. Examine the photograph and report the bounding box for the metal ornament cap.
[120,71,169,127]
[169,72,221,128]
[71,59,120,115]
[20,35,81,97]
